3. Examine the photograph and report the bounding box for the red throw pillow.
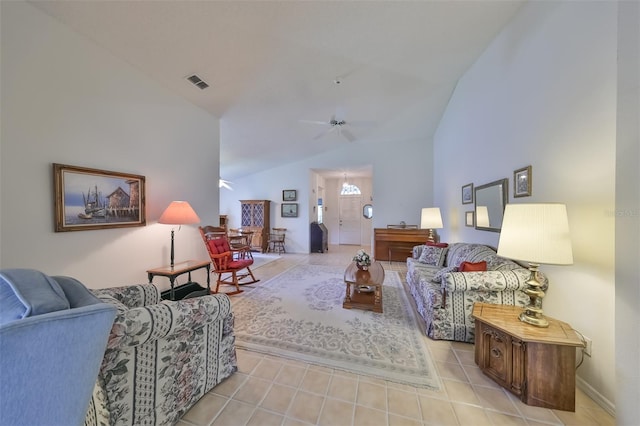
[460,261,487,272]
[426,242,449,248]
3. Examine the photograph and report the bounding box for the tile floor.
[178,246,614,426]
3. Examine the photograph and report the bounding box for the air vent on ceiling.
[186,74,209,90]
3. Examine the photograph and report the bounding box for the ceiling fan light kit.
[300,108,363,143]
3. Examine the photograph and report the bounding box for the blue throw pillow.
[0,269,70,323]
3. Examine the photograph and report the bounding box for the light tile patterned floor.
[179,246,614,426]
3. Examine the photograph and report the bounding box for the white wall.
[434,1,617,410]
[220,135,433,253]
[615,1,640,424]
[0,2,220,290]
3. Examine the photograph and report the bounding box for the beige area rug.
[250,253,281,269]
[232,264,440,390]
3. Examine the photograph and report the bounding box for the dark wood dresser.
[373,228,430,262]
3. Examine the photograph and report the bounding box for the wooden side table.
[472,303,584,411]
[343,261,385,313]
[147,260,211,301]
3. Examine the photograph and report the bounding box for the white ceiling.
[31,0,524,180]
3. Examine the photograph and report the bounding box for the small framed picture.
[514,166,532,198]
[465,211,474,227]
[462,183,474,204]
[283,189,297,201]
[281,203,298,218]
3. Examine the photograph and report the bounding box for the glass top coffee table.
[343,261,385,313]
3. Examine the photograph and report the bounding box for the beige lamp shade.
[158,201,200,225]
[475,206,490,227]
[497,203,573,265]
[420,208,443,229]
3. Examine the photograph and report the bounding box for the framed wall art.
[281,203,298,218]
[462,183,474,204]
[283,189,297,201]
[514,165,532,198]
[465,211,474,227]
[53,163,146,232]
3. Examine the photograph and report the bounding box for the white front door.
[339,196,361,245]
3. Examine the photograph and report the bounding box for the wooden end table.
[472,303,584,411]
[343,261,385,313]
[147,259,211,301]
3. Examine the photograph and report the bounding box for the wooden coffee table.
[343,261,385,313]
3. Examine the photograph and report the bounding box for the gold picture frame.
[53,163,146,232]
[514,165,532,198]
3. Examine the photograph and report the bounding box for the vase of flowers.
[353,249,371,270]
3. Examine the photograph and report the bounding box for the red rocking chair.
[199,226,259,295]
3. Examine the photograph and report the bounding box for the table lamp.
[497,203,573,327]
[420,207,443,243]
[158,201,200,268]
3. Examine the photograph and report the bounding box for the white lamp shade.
[497,203,573,265]
[158,201,200,225]
[420,207,443,229]
[476,206,490,227]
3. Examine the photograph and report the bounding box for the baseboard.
[576,376,615,417]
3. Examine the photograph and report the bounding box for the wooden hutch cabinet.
[472,303,583,411]
[239,200,270,252]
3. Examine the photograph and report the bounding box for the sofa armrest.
[93,284,160,308]
[411,245,426,260]
[442,269,534,293]
[105,294,231,349]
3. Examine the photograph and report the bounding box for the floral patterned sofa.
[406,243,542,343]
[84,284,237,426]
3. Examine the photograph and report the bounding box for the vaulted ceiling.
[31,1,524,180]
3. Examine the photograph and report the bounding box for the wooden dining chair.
[267,228,287,254]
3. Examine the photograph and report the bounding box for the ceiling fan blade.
[347,120,375,128]
[313,126,337,140]
[335,106,347,122]
[299,119,330,126]
[340,128,356,142]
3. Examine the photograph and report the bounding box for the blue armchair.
[0,269,117,426]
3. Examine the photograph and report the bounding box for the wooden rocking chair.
[199,226,259,295]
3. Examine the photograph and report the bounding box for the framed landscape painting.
[283,189,297,201]
[53,163,146,232]
[281,203,298,218]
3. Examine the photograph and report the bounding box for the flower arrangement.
[353,249,371,268]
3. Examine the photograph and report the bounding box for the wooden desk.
[472,303,583,411]
[343,261,385,313]
[374,228,430,262]
[147,260,211,301]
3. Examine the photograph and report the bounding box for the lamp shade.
[497,203,573,265]
[476,206,490,227]
[158,201,200,225]
[420,208,443,229]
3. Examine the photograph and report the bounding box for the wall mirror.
[474,178,508,232]
[363,204,373,219]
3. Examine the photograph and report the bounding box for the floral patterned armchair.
[84,284,237,426]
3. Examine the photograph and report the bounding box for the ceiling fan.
[300,108,373,143]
